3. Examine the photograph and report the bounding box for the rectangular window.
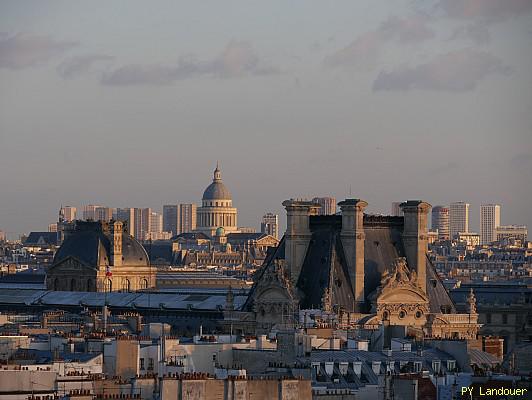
[502,314,508,324]
[148,358,154,370]
[432,361,441,374]
[486,313,492,323]
[140,358,145,370]
[447,360,456,372]
[414,362,422,372]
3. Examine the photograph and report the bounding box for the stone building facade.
[46,220,155,292]
[245,198,480,338]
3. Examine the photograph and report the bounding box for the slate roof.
[227,233,269,242]
[248,213,456,313]
[426,256,456,313]
[0,288,247,311]
[54,223,148,267]
[297,227,354,309]
[363,217,405,300]
[24,232,58,246]
[450,282,531,310]
[172,232,212,241]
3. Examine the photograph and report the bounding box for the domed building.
[196,164,239,237]
[46,220,155,292]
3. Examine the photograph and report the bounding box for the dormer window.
[432,360,441,374]
[414,362,422,372]
[447,360,456,371]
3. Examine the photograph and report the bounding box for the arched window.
[122,279,130,292]
[140,278,148,290]
[54,278,60,291]
[104,279,112,292]
[87,279,94,292]
[70,278,76,291]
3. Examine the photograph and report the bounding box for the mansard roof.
[24,232,59,246]
[53,221,148,268]
[248,213,456,313]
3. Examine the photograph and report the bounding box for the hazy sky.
[1,0,532,237]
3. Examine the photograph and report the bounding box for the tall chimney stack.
[338,199,368,311]
[282,199,320,285]
[400,200,431,293]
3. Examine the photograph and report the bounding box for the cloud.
[57,54,113,78]
[436,0,532,22]
[510,153,532,168]
[101,41,278,86]
[0,33,77,69]
[449,22,491,45]
[372,48,509,92]
[101,64,182,86]
[379,15,435,43]
[325,15,434,68]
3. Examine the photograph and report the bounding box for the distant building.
[60,206,77,222]
[133,208,152,242]
[149,211,163,236]
[116,207,135,237]
[82,204,99,220]
[163,205,179,236]
[391,202,404,216]
[496,225,528,243]
[0,230,5,242]
[312,197,336,215]
[432,206,450,241]
[196,165,238,237]
[145,211,170,241]
[163,204,198,236]
[48,223,58,232]
[450,202,470,239]
[456,232,480,249]
[95,207,113,222]
[261,213,279,239]
[427,230,439,244]
[179,203,197,233]
[46,220,155,292]
[83,205,112,222]
[480,204,501,245]
[238,227,256,233]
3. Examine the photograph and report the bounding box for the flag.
[106,266,112,277]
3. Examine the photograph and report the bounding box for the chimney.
[400,200,431,294]
[338,199,368,311]
[282,199,320,285]
[110,220,123,267]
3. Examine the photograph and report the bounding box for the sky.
[1,0,532,238]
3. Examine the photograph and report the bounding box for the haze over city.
[1,0,532,236]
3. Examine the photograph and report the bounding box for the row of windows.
[204,201,231,207]
[104,278,149,292]
[52,277,150,292]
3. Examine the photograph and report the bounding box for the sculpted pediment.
[378,287,428,304]
[376,257,428,304]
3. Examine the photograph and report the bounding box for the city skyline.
[1,1,531,236]
[1,3,531,397]
[3,192,525,241]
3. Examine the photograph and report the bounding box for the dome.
[202,165,232,201]
[215,227,225,237]
[53,221,149,267]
